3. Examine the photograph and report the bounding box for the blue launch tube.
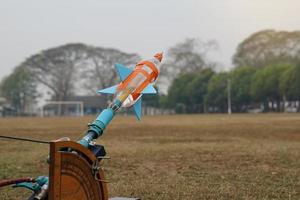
[91,108,115,137]
[78,108,114,148]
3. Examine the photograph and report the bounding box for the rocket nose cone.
[154,52,163,62]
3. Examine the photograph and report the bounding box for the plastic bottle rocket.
[100,52,163,118]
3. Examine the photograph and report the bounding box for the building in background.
[42,96,107,116]
[0,97,17,117]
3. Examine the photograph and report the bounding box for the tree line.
[160,63,300,113]
[1,29,300,114]
[156,30,300,113]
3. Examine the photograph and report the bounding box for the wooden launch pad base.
[48,141,109,200]
[47,141,139,200]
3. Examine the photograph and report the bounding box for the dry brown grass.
[0,114,299,200]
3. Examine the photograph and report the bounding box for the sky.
[1,0,300,80]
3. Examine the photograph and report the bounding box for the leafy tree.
[233,30,300,68]
[230,66,256,112]
[81,47,140,94]
[167,73,197,113]
[280,63,300,111]
[158,38,218,93]
[143,86,160,107]
[0,67,38,114]
[166,69,215,113]
[21,43,88,102]
[21,43,140,102]
[251,64,290,111]
[188,68,215,112]
[205,72,228,113]
[158,95,168,109]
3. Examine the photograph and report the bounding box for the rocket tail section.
[97,85,118,94]
[133,97,142,120]
[97,64,134,95]
[115,63,133,81]
[141,84,157,94]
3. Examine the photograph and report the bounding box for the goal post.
[41,101,84,117]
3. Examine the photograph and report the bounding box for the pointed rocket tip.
[154,52,163,62]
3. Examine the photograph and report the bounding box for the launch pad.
[45,140,139,200]
[48,140,108,200]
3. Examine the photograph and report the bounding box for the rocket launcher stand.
[47,140,140,200]
[47,54,162,200]
[48,140,109,200]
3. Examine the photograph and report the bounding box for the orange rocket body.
[98,53,163,120]
[117,54,161,101]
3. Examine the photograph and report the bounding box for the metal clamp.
[97,156,111,160]
[91,160,109,183]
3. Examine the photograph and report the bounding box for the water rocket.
[79,53,163,147]
[98,52,163,120]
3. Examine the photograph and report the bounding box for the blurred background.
[0,0,300,117]
[1,1,300,200]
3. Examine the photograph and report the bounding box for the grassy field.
[0,114,299,200]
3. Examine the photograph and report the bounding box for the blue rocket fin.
[141,84,157,94]
[133,97,142,120]
[97,85,117,94]
[115,63,133,81]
